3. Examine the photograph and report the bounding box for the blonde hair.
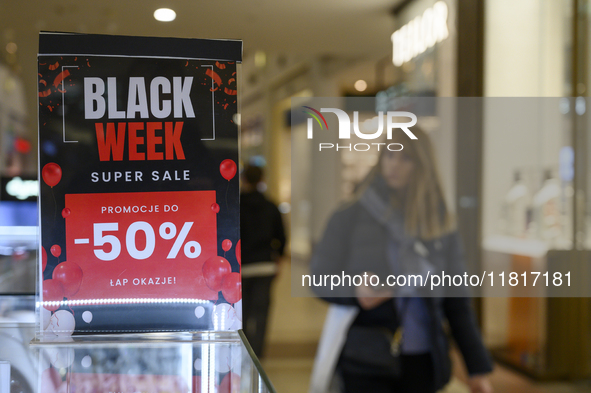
[356,127,455,240]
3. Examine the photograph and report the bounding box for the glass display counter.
[0,296,276,393]
[481,98,591,379]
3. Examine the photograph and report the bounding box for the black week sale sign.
[37,32,243,334]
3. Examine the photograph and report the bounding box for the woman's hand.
[355,273,393,310]
[468,374,493,393]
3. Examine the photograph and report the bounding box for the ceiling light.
[354,80,367,92]
[154,8,176,22]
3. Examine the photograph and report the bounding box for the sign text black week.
[85,76,194,162]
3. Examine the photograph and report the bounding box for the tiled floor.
[260,260,591,393]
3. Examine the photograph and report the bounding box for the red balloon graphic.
[218,372,240,393]
[50,245,61,258]
[202,256,232,292]
[52,261,83,297]
[221,272,241,304]
[235,239,241,266]
[61,208,71,218]
[42,163,62,188]
[42,246,47,272]
[42,279,64,312]
[211,203,220,213]
[222,239,232,252]
[220,159,237,181]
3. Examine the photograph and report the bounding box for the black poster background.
[38,33,242,333]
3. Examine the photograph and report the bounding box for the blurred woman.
[309,128,493,393]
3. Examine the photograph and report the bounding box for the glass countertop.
[0,295,276,393]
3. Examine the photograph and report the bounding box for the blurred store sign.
[391,1,449,66]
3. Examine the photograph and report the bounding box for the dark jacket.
[310,200,493,390]
[240,191,286,265]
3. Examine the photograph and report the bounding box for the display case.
[30,331,275,393]
[0,296,276,393]
[481,98,591,379]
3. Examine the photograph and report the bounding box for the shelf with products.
[493,166,574,251]
[481,98,591,380]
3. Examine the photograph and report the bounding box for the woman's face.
[380,150,415,190]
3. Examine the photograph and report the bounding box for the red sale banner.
[38,33,242,333]
[63,191,219,301]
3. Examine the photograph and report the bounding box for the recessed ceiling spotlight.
[154,8,176,22]
[354,80,367,92]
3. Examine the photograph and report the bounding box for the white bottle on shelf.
[503,170,531,238]
[531,170,562,247]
